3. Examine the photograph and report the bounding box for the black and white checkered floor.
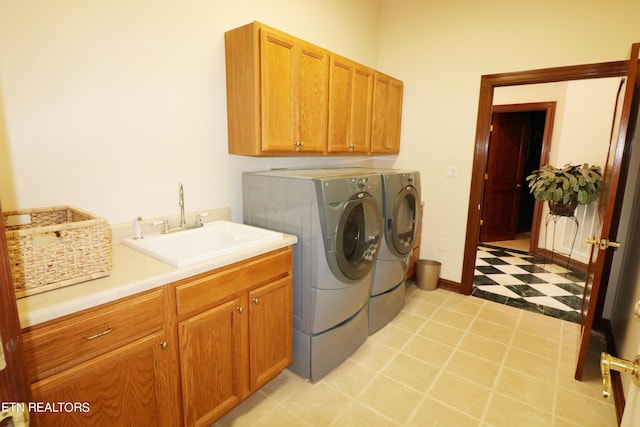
[473,244,586,323]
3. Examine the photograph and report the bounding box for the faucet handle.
[196,212,208,226]
[152,220,171,234]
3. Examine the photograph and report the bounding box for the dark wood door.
[480,112,529,242]
[575,43,640,380]
[0,202,33,425]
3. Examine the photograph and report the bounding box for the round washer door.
[391,185,420,256]
[335,193,382,280]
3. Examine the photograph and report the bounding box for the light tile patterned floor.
[214,284,616,426]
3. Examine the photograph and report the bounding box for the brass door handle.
[600,352,640,398]
[586,238,621,250]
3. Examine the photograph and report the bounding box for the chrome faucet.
[154,183,205,234]
[179,183,186,228]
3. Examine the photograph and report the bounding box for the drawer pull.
[82,326,113,341]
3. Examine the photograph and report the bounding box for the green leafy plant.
[526,163,603,205]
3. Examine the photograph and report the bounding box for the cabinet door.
[371,73,404,154]
[328,55,352,152]
[295,41,328,153]
[178,298,245,426]
[260,28,327,154]
[351,64,374,152]
[260,28,297,153]
[31,332,173,427]
[328,56,373,153]
[248,277,293,390]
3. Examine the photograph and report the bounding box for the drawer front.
[23,289,164,381]
[176,247,292,317]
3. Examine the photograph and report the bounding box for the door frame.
[461,60,628,295]
[0,201,33,425]
[483,102,555,250]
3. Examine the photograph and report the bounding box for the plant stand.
[543,213,579,272]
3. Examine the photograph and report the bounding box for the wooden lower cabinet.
[248,277,293,390]
[22,246,293,427]
[175,249,293,426]
[30,331,172,427]
[178,298,244,426]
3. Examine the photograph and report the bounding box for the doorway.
[461,61,628,298]
[479,104,550,251]
[473,102,589,322]
[462,62,629,326]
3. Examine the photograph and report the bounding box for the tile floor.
[473,244,586,323]
[214,284,616,427]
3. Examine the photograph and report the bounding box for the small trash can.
[416,259,441,291]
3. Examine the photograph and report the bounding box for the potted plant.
[525,163,603,216]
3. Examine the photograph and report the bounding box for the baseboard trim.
[438,278,462,293]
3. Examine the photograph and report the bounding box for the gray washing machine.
[242,168,383,381]
[366,169,421,334]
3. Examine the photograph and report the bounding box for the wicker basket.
[3,206,112,298]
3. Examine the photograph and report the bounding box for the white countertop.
[17,233,297,328]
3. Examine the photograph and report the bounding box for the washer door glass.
[336,194,382,280]
[392,186,420,255]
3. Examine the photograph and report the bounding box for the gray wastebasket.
[416,260,441,291]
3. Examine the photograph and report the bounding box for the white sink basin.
[121,221,283,267]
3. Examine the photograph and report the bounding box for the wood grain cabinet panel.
[225,21,403,157]
[23,289,164,382]
[226,22,328,155]
[23,288,179,426]
[371,72,404,154]
[248,277,293,390]
[30,331,172,427]
[22,246,294,427]
[174,247,293,426]
[328,55,374,154]
[178,298,245,426]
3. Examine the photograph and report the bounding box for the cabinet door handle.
[237,306,244,314]
[252,298,259,305]
[82,326,113,341]
[160,341,168,350]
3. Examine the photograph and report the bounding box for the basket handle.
[5,213,32,227]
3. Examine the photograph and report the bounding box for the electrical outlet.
[445,165,458,178]
[438,238,448,251]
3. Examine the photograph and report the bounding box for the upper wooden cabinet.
[225,21,403,156]
[328,55,374,154]
[371,72,404,154]
[225,22,328,155]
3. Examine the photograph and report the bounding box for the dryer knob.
[356,177,368,189]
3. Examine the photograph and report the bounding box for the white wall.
[0,0,381,223]
[376,0,640,281]
[2,0,640,284]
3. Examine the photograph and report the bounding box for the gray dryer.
[367,169,421,334]
[243,168,383,381]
